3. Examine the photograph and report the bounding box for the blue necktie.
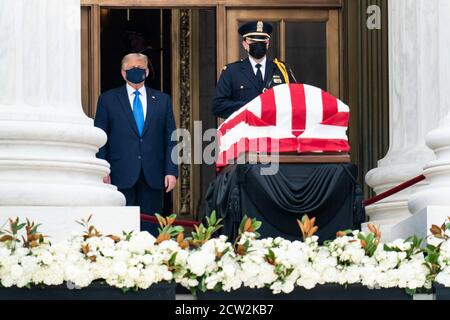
[132,90,145,136]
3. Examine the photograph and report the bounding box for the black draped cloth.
[204,163,365,243]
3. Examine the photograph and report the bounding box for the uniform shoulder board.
[223,60,244,70]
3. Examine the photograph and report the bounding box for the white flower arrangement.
[0,215,189,292]
[0,212,445,296]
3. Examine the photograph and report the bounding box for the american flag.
[217,83,350,167]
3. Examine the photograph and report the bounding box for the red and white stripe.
[217,84,350,167]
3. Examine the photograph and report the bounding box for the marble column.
[0,0,138,240]
[407,0,450,213]
[364,0,450,239]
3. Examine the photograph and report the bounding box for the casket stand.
[204,152,364,243]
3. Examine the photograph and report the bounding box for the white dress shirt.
[126,83,147,120]
[249,56,267,80]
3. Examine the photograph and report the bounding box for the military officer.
[212,21,297,119]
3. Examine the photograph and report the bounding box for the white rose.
[10,264,24,280]
[112,261,128,277]
[142,254,154,265]
[175,250,189,265]
[40,251,54,265]
[158,240,180,252]
[15,247,30,258]
[128,232,155,254]
[127,267,140,280]
[1,277,14,288]
[188,279,199,287]
[187,251,215,276]
[0,247,11,260]
[163,270,173,281]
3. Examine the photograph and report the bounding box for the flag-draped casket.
[217,83,350,167]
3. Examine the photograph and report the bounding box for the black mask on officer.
[248,42,268,60]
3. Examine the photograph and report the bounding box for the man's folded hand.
[165,175,177,193]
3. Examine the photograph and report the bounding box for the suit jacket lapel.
[240,58,262,92]
[117,85,139,136]
[142,87,155,137]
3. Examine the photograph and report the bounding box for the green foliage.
[189,211,223,247]
[0,217,27,250]
[424,244,441,281]
[405,288,416,296]
[122,231,134,241]
[155,214,184,236]
[384,236,424,259]
[238,215,262,239]
[168,252,178,267]
[357,232,379,257]
[155,214,185,243]
[265,248,276,264]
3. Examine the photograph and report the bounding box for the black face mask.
[248,42,268,59]
[126,67,147,84]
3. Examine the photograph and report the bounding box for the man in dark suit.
[94,53,178,228]
[212,21,297,119]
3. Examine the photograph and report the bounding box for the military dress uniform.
[212,20,297,119]
[212,57,297,119]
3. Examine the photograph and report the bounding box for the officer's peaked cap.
[238,21,272,41]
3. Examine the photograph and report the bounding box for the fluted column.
[0,0,125,206]
[365,0,450,233]
[408,0,450,214]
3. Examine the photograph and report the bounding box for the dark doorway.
[100,8,172,94]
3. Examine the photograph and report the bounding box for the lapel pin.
[152,96,155,99]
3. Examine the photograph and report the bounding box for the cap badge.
[257,21,263,32]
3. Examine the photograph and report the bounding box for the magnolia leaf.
[308,226,318,237]
[301,215,307,224]
[222,247,230,256]
[0,235,13,242]
[176,232,185,243]
[252,220,262,231]
[268,248,275,260]
[168,252,178,266]
[238,215,249,234]
[166,216,176,226]
[236,244,246,255]
[213,283,223,293]
[154,214,166,227]
[173,226,184,234]
[303,216,311,231]
[430,225,442,236]
[243,218,252,232]
[336,231,349,238]
[243,240,250,251]
[209,211,217,226]
[199,278,207,293]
